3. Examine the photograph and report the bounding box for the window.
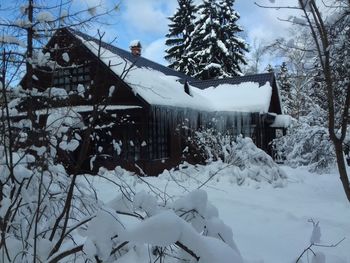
[121,123,142,161]
[52,63,91,91]
[148,108,169,160]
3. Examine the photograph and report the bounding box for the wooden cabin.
[19,28,288,175]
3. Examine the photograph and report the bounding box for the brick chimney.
[130,40,142,56]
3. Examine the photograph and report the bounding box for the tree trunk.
[334,140,350,202]
[26,0,34,89]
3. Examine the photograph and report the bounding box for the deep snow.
[90,164,350,263]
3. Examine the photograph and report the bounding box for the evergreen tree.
[218,0,248,75]
[277,62,292,114]
[164,0,197,76]
[188,0,248,80]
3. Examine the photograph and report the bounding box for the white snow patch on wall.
[62,52,70,62]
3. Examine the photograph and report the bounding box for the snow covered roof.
[71,30,195,83]
[64,29,277,113]
[129,40,142,48]
[73,34,209,110]
[190,73,276,90]
[200,82,272,113]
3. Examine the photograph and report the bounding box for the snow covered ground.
[89,164,350,263]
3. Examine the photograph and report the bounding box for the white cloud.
[76,0,107,8]
[237,0,300,43]
[120,0,175,35]
[143,38,168,65]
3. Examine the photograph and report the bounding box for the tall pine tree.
[277,62,293,114]
[218,0,248,76]
[187,0,248,80]
[164,0,197,76]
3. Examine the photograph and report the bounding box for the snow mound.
[119,205,243,263]
[183,131,287,187]
[160,159,286,188]
[230,136,287,186]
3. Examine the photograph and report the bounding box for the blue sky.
[82,0,299,65]
[0,0,298,66]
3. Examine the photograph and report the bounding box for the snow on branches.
[0,35,25,47]
[273,106,336,173]
[81,173,245,263]
[183,128,287,186]
[165,0,248,79]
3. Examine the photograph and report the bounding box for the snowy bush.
[184,128,234,163]
[273,106,336,173]
[85,187,244,263]
[0,140,244,262]
[0,147,98,262]
[160,159,286,188]
[183,129,287,186]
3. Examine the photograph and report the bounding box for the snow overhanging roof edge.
[63,28,275,113]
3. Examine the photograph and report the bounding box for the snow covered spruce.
[165,0,248,79]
